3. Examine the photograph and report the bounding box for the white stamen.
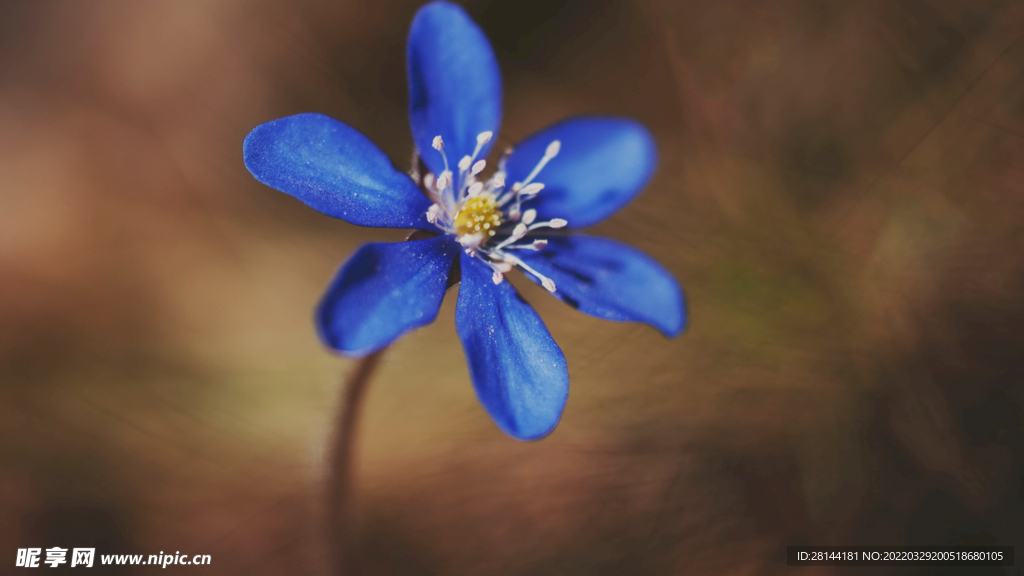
[467,182,483,197]
[423,172,435,191]
[492,172,505,188]
[491,223,528,251]
[547,218,568,228]
[434,140,451,174]
[476,131,493,145]
[458,155,472,173]
[501,252,558,293]
[426,204,441,224]
[522,209,537,225]
[517,140,561,190]
[471,159,486,176]
[492,270,504,284]
[436,171,452,190]
[524,218,568,233]
[409,151,421,184]
[458,233,485,248]
[520,183,544,197]
[505,239,547,250]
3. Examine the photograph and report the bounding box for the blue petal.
[407,1,501,176]
[517,235,685,337]
[317,236,459,356]
[455,254,569,440]
[504,117,658,228]
[244,113,432,229]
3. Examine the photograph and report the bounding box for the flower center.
[421,132,567,292]
[454,196,503,237]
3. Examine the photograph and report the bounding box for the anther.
[433,136,451,173]
[426,204,441,224]
[458,234,484,248]
[476,131,493,145]
[471,159,486,176]
[436,171,452,190]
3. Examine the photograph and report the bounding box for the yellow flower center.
[454,196,503,239]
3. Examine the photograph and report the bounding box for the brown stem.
[327,348,385,576]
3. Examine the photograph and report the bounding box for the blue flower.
[243,1,685,440]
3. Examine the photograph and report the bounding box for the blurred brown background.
[1,0,1022,574]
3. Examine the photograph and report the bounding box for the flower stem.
[327,348,385,576]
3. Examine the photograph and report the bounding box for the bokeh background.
[1,0,1022,574]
